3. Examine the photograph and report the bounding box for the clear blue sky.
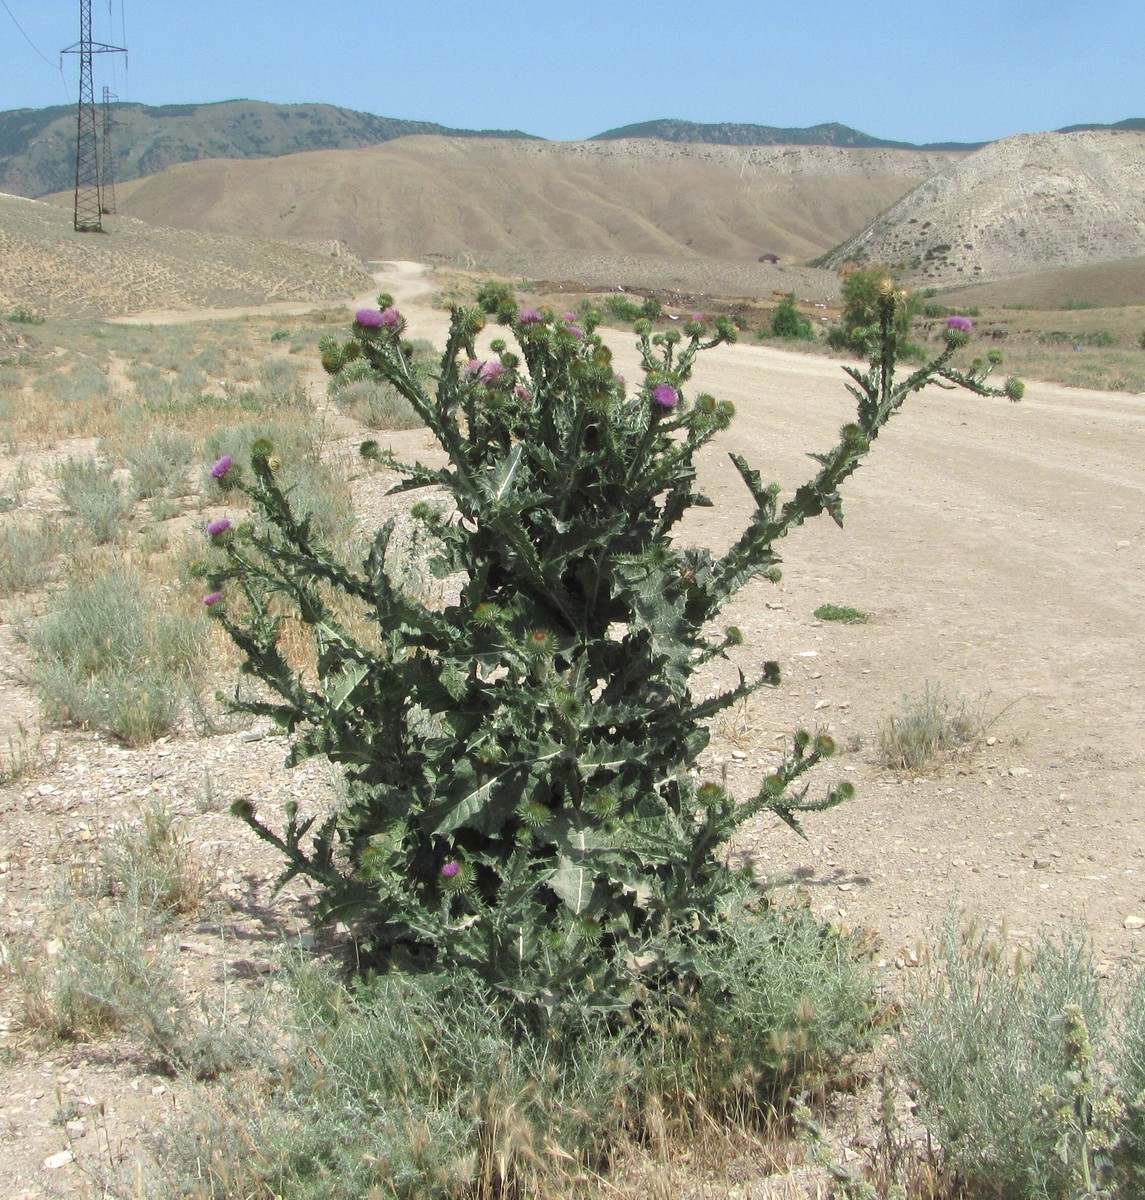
[2,0,1141,144]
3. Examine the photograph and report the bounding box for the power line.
[1,0,60,70]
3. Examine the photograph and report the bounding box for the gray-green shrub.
[900,916,1115,1198]
[0,519,66,595]
[26,568,206,744]
[55,455,134,543]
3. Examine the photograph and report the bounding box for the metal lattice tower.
[62,1,125,233]
[101,87,119,215]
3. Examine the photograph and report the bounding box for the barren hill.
[0,192,372,317]
[818,130,1145,287]
[99,136,959,265]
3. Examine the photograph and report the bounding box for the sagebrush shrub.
[201,292,1020,1018]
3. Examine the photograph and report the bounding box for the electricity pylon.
[62,0,125,232]
[101,87,119,215]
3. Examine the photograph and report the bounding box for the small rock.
[1008,766,1031,777]
[65,1120,86,1138]
[178,941,217,957]
[1124,916,1145,931]
[43,1150,74,1170]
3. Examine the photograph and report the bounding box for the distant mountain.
[0,99,538,198]
[589,118,984,152]
[1055,117,1145,133]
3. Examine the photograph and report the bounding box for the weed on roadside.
[877,682,984,772]
[815,603,870,624]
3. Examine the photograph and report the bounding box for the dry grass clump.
[877,682,984,773]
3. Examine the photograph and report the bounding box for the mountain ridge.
[4,98,1139,199]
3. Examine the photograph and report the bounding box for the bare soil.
[1,261,1143,1196]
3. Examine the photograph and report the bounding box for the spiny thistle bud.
[813,733,836,757]
[1005,378,1025,402]
[525,628,554,657]
[519,799,552,828]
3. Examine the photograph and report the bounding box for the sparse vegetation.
[6,306,45,325]
[0,517,67,596]
[24,567,207,745]
[877,681,983,772]
[54,455,135,544]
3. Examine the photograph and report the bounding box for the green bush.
[832,267,920,355]
[200,289,1020,1030]
[640,296,663,320]
[475,278,516,318]
[603,293,644,324]
[770,293,815,340]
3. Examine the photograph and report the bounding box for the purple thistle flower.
[355,308,384,328]
[440,859,461,878]
[478,361,504,384]
[946,316,973,332]
[210,455,233,480]
[379,307,401,328]
[563,312,578,322]
[206,518,232,537]
[566,325,585,340]
[691,313,705,323]
[652,384,679,410]
[203,591,223,607]
[464,358,483,375]
[517,306,542,326]
[514,384,532,402]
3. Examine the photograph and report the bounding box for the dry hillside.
[0,192,372,317]
[820,130,1145,287]
[96,136,959,265]
[941,253,1145,310]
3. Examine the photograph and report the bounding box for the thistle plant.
[199,288,1020,1016]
